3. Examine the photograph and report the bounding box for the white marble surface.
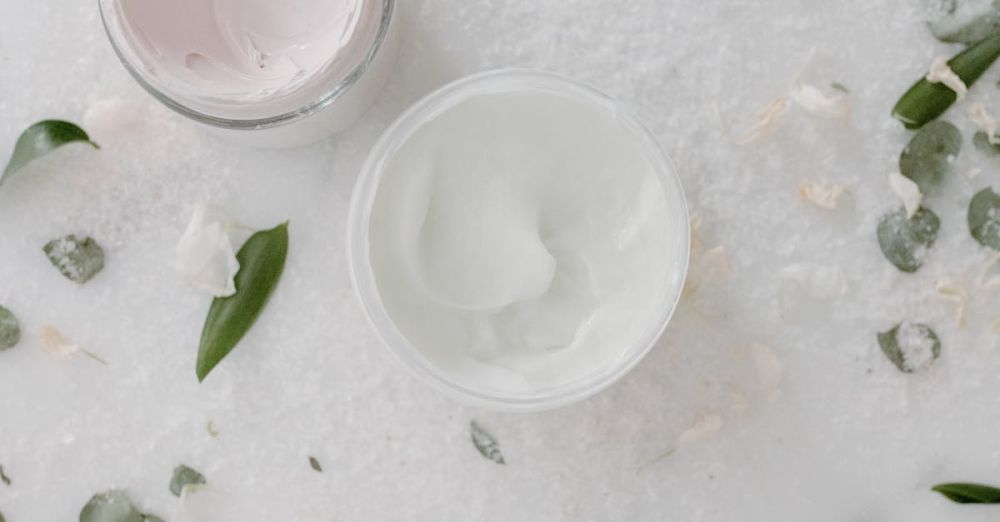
[2,0,1000,520]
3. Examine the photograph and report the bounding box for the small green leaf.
[196,222,288,382]
[3,120,98,183]
[892,34,1000,129]
[899,120,962,192]
[969,187,1000,249]
[933,482,1000,503]
[169,465,206,497]
[470,421,505,465]
[43,235,105,284]
[0,307,19,351]
[308,456,323,473]
[973,130,1000,155]
[79,490,144,522]
[877,322,941,373]
[0,464,10,485]
[877,207,940,273]
[830,82,850,94]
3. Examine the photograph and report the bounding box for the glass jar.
[98,0,400,148]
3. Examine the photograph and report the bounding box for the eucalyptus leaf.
[0,464,10,485]
[170,465,206,497]
[79,490,144,522]
[877,207,940,273]
[969,187,1000,249]
[933,482,1000,503]
[43,235,105,284]
[470,421,505,465]
[877,322,941,373]
[973,130,1000,155]
[308,456,322,473]
[925,0,1000,44]
[830,82,850,94]
[2,120,98,183]
[0,306,19,351]
[899,120,962,193]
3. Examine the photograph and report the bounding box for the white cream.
[102,0,397,145]
[367,86,682,395]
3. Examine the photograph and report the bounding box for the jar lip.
[98,0,395,130]
[347,69,691,412]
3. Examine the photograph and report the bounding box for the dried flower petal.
[791,82,850,120]
[735,97,788,145]
[926,55,969,99]
[799,181,847,209]
[935,277,968,327]
[677,413,723,445]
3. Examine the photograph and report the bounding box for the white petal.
[175,203,241,297]
[926,56,967,99]
[888,171,923,218]
[967,102,1000,144]
[791,82,850,120]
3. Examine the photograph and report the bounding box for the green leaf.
[2,120,98,183]
[933,482,1000,503]
[830,82,850,94]
[877,207,940,273]
[309,456,323,473]
[926,0,1000,44]
[973,130,1000,155]
[969,187,1000,249]
[79,490,144,522]
[169,464,206,497]
[892,34,1000,129]
[899,120,962,193]
[0,464,10,485]
[0,306,20,351]
[470,421,505,465]
[43,235,105,284]
[196,222,289,382]
[877,322,941,373]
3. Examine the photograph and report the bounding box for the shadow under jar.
[99,0,399,148]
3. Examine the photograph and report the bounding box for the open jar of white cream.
[98,0,399,147]
[349,70,689,411]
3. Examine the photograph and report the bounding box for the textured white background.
[2,0,1000,520]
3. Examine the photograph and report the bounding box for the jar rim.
[97,0,395,130]
[347,69,691,412]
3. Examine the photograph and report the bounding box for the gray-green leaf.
[899,120,962,193]
[308,456,322,473]
[877,322,941,373]
[3,120,98,182]
[0,464,10,485]
[470,421,505,465]
[79,490,144,522]
[169,464,206,497]
[0,307,19,351]
[933,482,1000,503]
[925,0,1000,44]
[877,207,940,273]
[969,187,1000,249]
[43,235,105,284]
[973,131,1000,156]
[141,515,165,522]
